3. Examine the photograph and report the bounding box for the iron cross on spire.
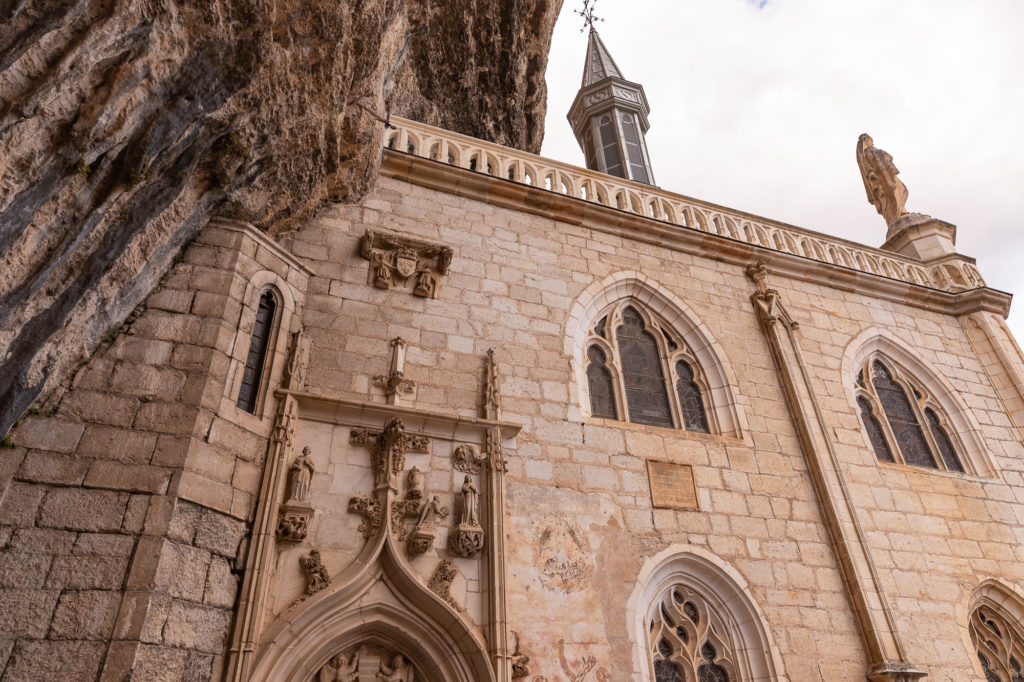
[575,0,604,33]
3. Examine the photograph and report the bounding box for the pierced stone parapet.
[384,117,987,295]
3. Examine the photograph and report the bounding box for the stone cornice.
[380,118,1011,318]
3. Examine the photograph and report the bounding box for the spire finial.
[575,0,603,33]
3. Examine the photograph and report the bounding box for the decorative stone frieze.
[428,559,461,612]
[359,229,452,298]
[348,496,383,539]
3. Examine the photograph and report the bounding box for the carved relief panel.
[359,230,452,298]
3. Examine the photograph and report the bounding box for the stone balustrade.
[384,117,985,294]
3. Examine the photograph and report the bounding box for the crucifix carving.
[350,417,430,490]
[374,337,416,405]
[575,0,603,32]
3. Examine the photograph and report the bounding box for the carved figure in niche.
[856,133,910,227]
[409,495,449,555]
[318,649,359,682]
[286,446,315,502]
[460,475,478,525]
[449,475,485,557]
[376,654,415,682]
[406,466,424,500]
[283,327,310,391]
[300,548,331,595]
[428,559,462,611]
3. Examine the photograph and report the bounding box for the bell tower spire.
[567,25,655,185]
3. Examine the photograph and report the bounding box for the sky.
[540,0,1024,341]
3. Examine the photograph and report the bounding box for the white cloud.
[542,0,1024,340]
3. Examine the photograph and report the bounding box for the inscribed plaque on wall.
[646,460,698,510]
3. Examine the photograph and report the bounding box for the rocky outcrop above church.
[0,0,561,435]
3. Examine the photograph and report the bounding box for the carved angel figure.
[377,654,415,682]
[460,475,478,526]
[856,133,909,227]
[415,495,449,532]
[318,649,359,682]
[287,446,315,502]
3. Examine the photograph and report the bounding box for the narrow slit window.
[620,113,649,183]
[237,290,276,413]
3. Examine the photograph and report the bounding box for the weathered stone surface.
[154,542,211,602]
[167,501,203,544]
[160,601,232,654]
[48,590,121,639]
[0,640,105,681]
[0,0,563,438]
[37,489,128,532]
[0,482,46,527]
[45,554,130,591]
[0,589,60,637]
[16,451,90,486]
[130,644,189,682]
[194,509,246,558]
[84,460,171,494]
[0,551,52,589]
[204,556,238,609]
[8,419,84,454]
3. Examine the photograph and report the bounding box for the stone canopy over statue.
[856,133,910,228]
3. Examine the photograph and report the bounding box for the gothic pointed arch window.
[970,603,1024,682]
[585,301,713,433]
[649,587,737,682]
[237,288,280,414]
[854,355,966,473]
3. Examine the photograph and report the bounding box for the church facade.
[2,31,1024,682]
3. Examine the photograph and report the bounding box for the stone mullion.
[746,264,925,682]
[225,393,297,682]
[483,426,511,682]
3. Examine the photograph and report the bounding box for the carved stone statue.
[408,495,449,555]
[405,466,424,500]
[283,327,310,390]
[286,446,315,502]
[376,654,415,682]
[459,475,478,525]
[300,548,331,595]
[318,649,359,682]
[449,475,484,557]
[856,133,909,227]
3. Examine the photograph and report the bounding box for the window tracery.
[854,355,966,473]
[970,604,1024,682]
[649,586,736,682]
[585,302,713,432]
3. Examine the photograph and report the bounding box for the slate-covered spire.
[568,29,655,185]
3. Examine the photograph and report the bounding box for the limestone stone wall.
[0,223,307,680]
[275,170,1024,681]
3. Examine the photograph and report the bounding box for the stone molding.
[382,118,1008,317]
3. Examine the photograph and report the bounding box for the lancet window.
[649,586,736,682]
[585,302,712,432]
[854,356,965,473]
[237,289,279,413]
[970,604,1024,682]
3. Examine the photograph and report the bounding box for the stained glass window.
[858,397,894,463]
[617,307,673,427]
[855,356,969,474]
[870,361,936,469]
[676,361,710,433]
[587,346,617,419]
[926,408,964,473]
[237,290,276,413]
[586,301,719,434]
